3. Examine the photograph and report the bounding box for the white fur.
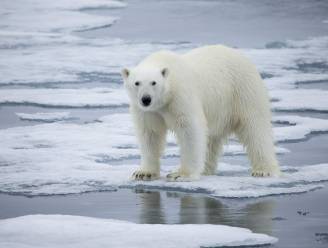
[122,45,281,181]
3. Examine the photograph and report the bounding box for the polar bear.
[122,45,280,181]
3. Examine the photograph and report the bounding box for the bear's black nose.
[141,95,152,106]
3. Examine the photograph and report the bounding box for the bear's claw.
[251,171,271,177]
[251,167,281,177]
[131,170,158,181]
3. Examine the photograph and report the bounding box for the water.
[85,0,328,48]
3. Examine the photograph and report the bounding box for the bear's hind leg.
[202,136,223,175]
[236,118,281,177]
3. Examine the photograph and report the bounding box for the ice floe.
[245,36,328,90]
[0,37,192,85]
[0,88,129,108]
[273,115,328,142]
[271,89,328,112]
[16,112,73,122]
[0,215,277,248]
[1,86,327,112]
[0,113,328,196]
[0,0,124,34]
[133,163,328,198]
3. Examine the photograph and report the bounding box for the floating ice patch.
[245,36,328,90]
[16,112,73,122]
[271,89,328,112]
[0,158,327,197]
[0,215,277,248]
[0,0,123,33]
[132,163,328,198]
[273,115,328,142]
[1,87,327,112]
[0,88,129,108]
[0,38,192,85]
[1,113,328,196]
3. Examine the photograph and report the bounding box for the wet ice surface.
[1,0,328,247]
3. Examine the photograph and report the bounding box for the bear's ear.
[161,68,169,78]
[121,68,130,80]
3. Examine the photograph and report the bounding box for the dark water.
[0,105,127,129]
[1,187,328,248]
[82,0,328,48]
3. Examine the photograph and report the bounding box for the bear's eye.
[135,81,140,86]
[151,81,156,86]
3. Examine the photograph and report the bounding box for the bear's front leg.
[167,117,207,181]
[131,111,167,181]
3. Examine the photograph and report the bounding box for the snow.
[0,113,328,197]
[16,112,72,122]
[0,215,277,248]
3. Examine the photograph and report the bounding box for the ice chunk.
[1,87,327,113]
[0,38,192,85]
[0,88,129,108]
[0,215,277,248]
[245,36,328,91]
[16,112,72,122]
[271,89,328,112]
[273,115,328,142]
[0,0,123,33]
[144,164,328,198]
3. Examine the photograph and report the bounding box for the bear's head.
[121,65,170,111]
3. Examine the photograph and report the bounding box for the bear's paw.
[131,170,159,181]
[251,166,281,177]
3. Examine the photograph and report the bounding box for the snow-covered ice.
[0,215,277,248]
[273,115,328,142]
[0,0,192,85]
[0,88,129,108]
[1,87,328,112]
[0,36,193,85]
[0,0,124,33]
[0,113,328,196]
[271,89,328,112]
[16,112,73,122]
[134,163,328,198]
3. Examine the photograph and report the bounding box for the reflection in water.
[135,189,274,235]
[135,189,166,224]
